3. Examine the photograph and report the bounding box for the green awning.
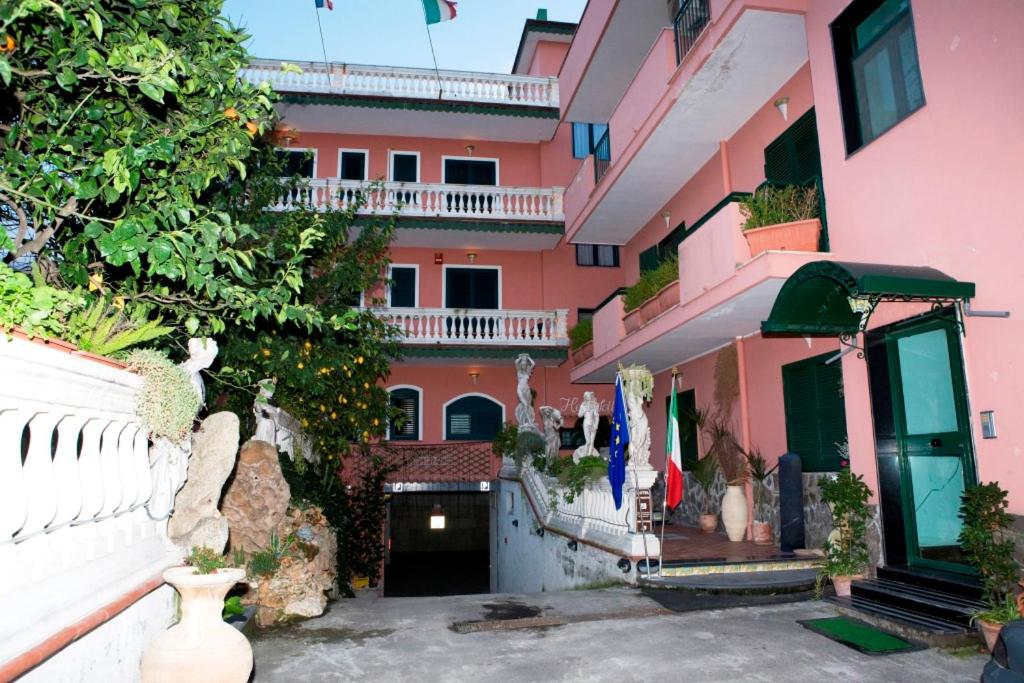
[761,261,975,336]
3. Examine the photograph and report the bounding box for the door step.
[827,595,979,648]
[876,565,982,600]
[641,568,818,594]
[659,556,821,578]
[850,578,984,627]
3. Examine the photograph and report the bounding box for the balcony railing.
[593,128,611,184]
[274,179,565,222]
[376,307,569,347]
[673,0,711,63]
[242,59,560,108]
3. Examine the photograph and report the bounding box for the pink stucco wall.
[527,40,570,78]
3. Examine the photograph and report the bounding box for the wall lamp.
[465,144,475,156]
[534,527,545,538]
[468,370,480,385]
[466,252,477,263]
[774,97,789,122]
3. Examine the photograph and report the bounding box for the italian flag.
[665,383,684,510]
[422,0,458,24]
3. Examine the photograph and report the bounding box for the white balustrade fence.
[242,59,560,108]
[377,307,569,347]
[0,336,179,670]
[273,179,565,222]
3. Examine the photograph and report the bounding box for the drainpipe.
[735,336,753,541]
[719,140,732,195]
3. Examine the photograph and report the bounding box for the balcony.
[376,307,569,348]
[243,59,561,143]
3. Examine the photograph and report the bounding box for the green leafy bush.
[739,184,819,230]
[492,422,519,459]
[691,454,719,515]
[745,448,777,522]
[553,456,607,503]
[186,546,227,575]
[246,532,296,577]
[124,349,200,442]
[819,468,873,578]
[569,318,593,350]
[959,482,1020,611]
[623,256,678,312]
[514,430,546,466]
[222,595,246,620]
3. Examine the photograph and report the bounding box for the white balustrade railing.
[0,336,178,668]
[242,59,560,108]
[376,307,569,347]
[513,460,660,558]
[273,179,565,222]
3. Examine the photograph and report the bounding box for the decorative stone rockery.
[167,412,240,553]
[222,440,291,553]
[244,506,338,628]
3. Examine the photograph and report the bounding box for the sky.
[221,0,588,74]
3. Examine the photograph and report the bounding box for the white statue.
[514,353,539,433]
[253,379,278,443]
[179,338,218,407]
[539,406,563,468]
[146,436,191,521]
[621,365,653,471]
[577,391,600,462]
[252,378,317,464]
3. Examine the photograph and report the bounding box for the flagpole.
[419,3,444,99]
[313,2,333,88]
[620,366,653,578]
[658,367,679,577]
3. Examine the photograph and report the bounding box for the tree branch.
[13,196,77,260]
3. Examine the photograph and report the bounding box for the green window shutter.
[657,222,687,262]
[389,388,420,441]
[782,352,847,472]
[764,108,821,186]
[638,245,660,273]
[664,389,698,470]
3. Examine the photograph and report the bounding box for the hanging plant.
[124,349,200,442]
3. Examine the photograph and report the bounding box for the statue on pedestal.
[620,364,654,471]
[179,338,218,407]
[572,391,601,463]
[514,353,539,433]
[539,406,563,469]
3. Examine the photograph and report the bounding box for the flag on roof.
[314,0,333,9]
[422,0,457,24]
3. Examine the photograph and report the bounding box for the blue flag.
[608,374,630,510]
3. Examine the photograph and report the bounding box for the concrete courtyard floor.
[252,588,988,682]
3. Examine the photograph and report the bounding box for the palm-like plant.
[690,454,720,515]
[745,448,777,522]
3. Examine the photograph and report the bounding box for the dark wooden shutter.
[782,352,847,472]
[638,246,660,273]
[665,389,698,470]
[764,108,821,186]
[446,396,502,440]
[657,222,687,262]
[390,389,419,441]
[390,267,416,308]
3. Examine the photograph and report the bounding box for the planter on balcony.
[571,340,594,366]
[639,295,662,324]
[656,281,680,312]
[623,307,644,335]
[742,218,821,258]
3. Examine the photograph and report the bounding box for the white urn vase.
[141,566,252,683]
[721,485,748,542]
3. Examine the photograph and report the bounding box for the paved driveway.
[252,588,986,682]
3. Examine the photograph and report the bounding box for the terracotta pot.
[832,575,853,597]
[639,295,662,324]
[978,619,1003,653]
[623,308,643,335]
[721,485,748,542]
[141,567,252,683]
[699,513,718,533]
[8,326,128,369]
[743,218,821,258]
[752,521,773,545]
[571,341,594,366]
[656,280,680,312]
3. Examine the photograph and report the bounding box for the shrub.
[819,468,873,578]
[745,448,777,521]
[569,318,593,350]
[124,349,200,442]
[623,256,679,312]
[492,422,519,459]
[739,184,819,230]
[514,430,546,467]
[186,546,227,575]
[555,456,607,503]
[691,454,719,515]
[960,482,1019,609]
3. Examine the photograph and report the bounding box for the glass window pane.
[896,329,958,435]
[391,154,418,182]
[855,0,909,49]
[576,244,595,266]
[897,26,924,111]
[908,455,965,548]
[571,123,590,159]
[855,47,898,141]
[340,152,366,180]
[597,245,617,267]
[279,150,314,178]
[389,267,416,308]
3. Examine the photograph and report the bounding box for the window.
[764,108,822,186]
[638,221,686,273]
[390,152,419,182]
[277,149,316,178]
[388,265,418,308]
[781,352,849,472]
[575,244,620,267]
[665,388,698,470]
[832,0,924,154]
[444,267,499,309]
[571,123,609,159]
[389,388,421,441]
[443,158,497,186]
[338,150,368,180]
[445,395,503,440]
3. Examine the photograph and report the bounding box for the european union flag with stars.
[609,373,630,510]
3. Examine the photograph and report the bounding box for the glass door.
[885,317,976,571]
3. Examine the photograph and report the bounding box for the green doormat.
[798,617,923,655]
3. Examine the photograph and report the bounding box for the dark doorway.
[384,492,490,597]
[443,158,497,186]
[444,267,499,309]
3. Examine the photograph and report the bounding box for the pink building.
[252,0,1024,620]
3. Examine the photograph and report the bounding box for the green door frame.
[883,312,977,573]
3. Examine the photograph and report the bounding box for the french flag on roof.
[314,0,333,9]
[422,0,457,24]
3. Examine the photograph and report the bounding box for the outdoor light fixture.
[662,210,671,229]
[465,144,475,155]
[466,252,477,263]
[774,96,789,121]
[429,503,445,530]
[468,370,480,385]
[567,539,578,551]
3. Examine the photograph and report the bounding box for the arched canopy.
[761,261,975,337]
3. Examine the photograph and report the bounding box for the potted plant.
[691,453,720,533]
[141,547,253,683]
[569,318,594,365]
[739,184,821,257]
[959,482,1022,651]
[745,448,777,545]
[622,256,679,329]
[706,415,748,542]
[819,467,872,597]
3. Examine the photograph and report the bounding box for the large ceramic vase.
[721,485,748,542]
[141,567,252,683]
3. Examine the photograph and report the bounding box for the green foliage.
[971,594,1021,627]
[0,0,339,337]
[246,532,295,577]
[745,448,777,521]
[690,454,719,515]
[222,595,245,620]
[552,456,607,503]
[959,482,1019,606]
[703,412,746,486]
[186,546,227,575]
[514,430,545,467]
[739,184,819,230]
[0,264,83,336]
[66,298,173,356]
[819,468,873,578]
[568,318,593,350]
[623,256,678,312]
[124,349,200,441]
[492,421,519,459]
